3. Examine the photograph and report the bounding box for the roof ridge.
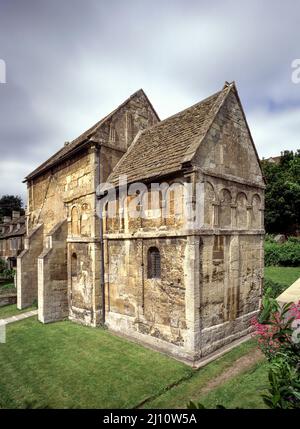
[25,88,157,181]
[139,89,223,136]
[67,88,159,147]
[107,83,232,185]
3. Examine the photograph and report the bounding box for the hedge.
[264,239,300,267]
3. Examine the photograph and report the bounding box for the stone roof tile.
[108,84,232,185]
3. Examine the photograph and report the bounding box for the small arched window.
[71,252,78,277]
[147,247,161,279]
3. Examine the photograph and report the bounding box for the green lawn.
[0,317,193,409]
[0,304,36,319]
[264,266,300,286]
[0,282,16,295]
[0,317,266,409]
[197,361,268,409]
[1,265,297,409]
[144,340,265,409]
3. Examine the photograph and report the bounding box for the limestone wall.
[102,165,264,361]
[105,237,187,346]
[200,234,263,336]
[17,224,43,309]
[67,240,101,326]
[193,89,264,186]
[27,150,94,238]
[0,293,17,307]
[201,174,264,231]
[22,90,158,326]
[38,220,68,323]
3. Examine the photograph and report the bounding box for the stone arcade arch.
[236,192,248,229]
[251,194,262,229]
[219,189,232,228]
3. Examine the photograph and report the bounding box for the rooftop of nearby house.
[0,212,26,239]
[262,156,281,164]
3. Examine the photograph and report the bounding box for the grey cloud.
[0,0,299,199]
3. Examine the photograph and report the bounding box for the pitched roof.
[108,83,233,185]
[0,225,26,239]
[25,89,159,181]
[0,215,26,239]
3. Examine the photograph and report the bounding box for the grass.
[0,317,193,409]
[144,340,265,409]
[197,361,268,409]
[0,318,266,409]
[0,304,36,319]
[0,282,16,295]
[264,266,300,286]
[0,266,297,409]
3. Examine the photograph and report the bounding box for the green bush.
[3,268,15,280]
[0,258,6,274]
[264,239,300,267]
[263,278,288,299]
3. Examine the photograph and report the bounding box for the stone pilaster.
[184,235,201,357]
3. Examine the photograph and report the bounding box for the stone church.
[17,82,265,364]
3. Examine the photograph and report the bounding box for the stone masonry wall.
[28,150,94,238]
[21,90,158,326]
[38,220,68,323]
[68,240,98,325]
[17,224,43,309]
[105,237,187,347]
[193,89,264,186]
[102,87,265,363]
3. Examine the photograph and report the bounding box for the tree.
[0,195,24,221]
[261,150,300,234]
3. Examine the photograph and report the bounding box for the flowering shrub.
[251,299,300,360]
[252,297,300,408]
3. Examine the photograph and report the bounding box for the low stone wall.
[0,293,17,308]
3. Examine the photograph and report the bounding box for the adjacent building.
[0,211,26,268]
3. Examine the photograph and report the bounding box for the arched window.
[71,252,77,277]
[147,247,161,279]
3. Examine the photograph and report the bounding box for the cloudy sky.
[0,0,299,202]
